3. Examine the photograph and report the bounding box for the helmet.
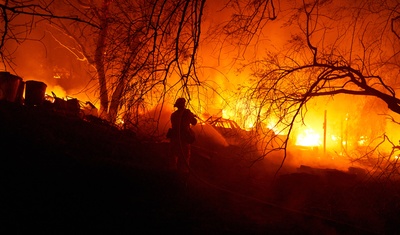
[174,97,186,108]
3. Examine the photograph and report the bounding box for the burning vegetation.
[1,0,400,233]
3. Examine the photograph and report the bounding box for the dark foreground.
[1,101,399,234]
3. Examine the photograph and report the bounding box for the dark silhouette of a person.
[169,97,197,173]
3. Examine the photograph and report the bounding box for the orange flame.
[295,128,321,147]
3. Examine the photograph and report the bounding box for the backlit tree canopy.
[1,0,400,152]
[45,0,206,121]
[243,0,400,154]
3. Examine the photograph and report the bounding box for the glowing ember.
[295,128,321,147]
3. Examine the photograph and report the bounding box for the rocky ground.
[1,100,399,234]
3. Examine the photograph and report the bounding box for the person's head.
[174,97,186,108]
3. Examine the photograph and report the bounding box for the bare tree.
[0,0,96,72]
[236,0,400,176]
[45,0,206,123]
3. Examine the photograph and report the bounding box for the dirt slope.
[1,101,398,234]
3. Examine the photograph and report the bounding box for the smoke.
[136,103,230,148]
[192,123,229,148]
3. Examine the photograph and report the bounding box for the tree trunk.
[109,78,126,123]
[95,0,111,119]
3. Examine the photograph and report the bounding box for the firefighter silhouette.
[168,97,197,173]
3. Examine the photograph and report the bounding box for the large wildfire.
[1,68,397,172]
[1,0,400,173]
[3,2,400,234]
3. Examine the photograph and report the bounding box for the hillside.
[1,100,399,234]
